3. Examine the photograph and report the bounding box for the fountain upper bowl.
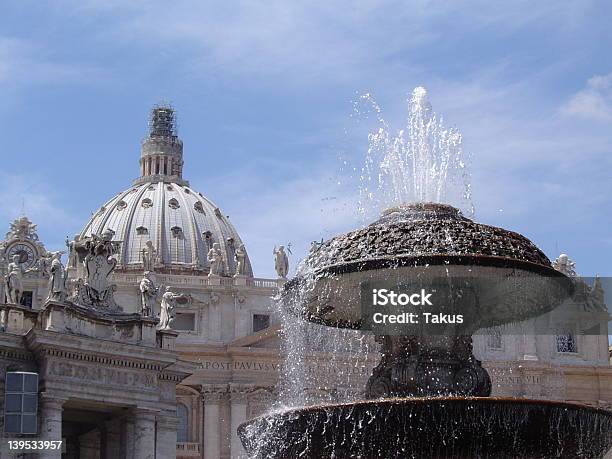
[302,202,552,273]
[282,203,571,329]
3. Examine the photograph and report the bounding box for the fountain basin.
[239,397,612,458]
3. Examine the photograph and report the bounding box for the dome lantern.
[134,104,187,187]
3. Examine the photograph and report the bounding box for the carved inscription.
[494,374,542,386]
[201,360,280,372]
[200,359,373,376]
[49,361,157,389]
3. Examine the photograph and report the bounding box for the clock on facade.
[6,242,37,269]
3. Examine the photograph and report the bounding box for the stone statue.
[552,253,577,277]
[158,287,180,330]
[6,216,39,241]
[5,254,33,304]
[66,234,80,269]
[273,245,289,279]
[46,252,66,302]
[586,276,606,312]
[234,244,246,277]
[139,271,159,317]
[207,243,225,277]
[141,240,159,273]
[35,253,52,277]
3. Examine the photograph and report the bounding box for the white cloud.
[0,36,105,91]
[191,162,360,278]
[0,173,83,252]
[56,1,588,86]
[561,73,612,121]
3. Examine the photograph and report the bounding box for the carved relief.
[70,229,121,311]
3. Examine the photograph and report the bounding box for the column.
[521,319,538,361]
[119,416,135,459]
[156,413,178,459]
[202,386,225,459]
[229,385,249,459]
[209,304,222,341]
[39,394,66,459]
[132,408,156,459]
[102,418,121,459]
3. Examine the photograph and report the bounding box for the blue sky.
[1,1,611,279]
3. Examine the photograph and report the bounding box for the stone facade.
[0,300,194,458]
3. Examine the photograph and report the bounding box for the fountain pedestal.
[366,335,491,398]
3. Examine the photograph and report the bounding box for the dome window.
[169,198,180,209]
[194,202,205,214]
[116,201,127,210]
[203,231,213,248]
[171,226,183,239]
[136,226,148,236]
[141,198,153,208]
[166,185,174,191]
[184,188,190,194]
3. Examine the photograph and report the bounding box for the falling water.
[357,87,473,219]
[273,87,474,416]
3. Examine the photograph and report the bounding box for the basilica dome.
[79,106,253,276]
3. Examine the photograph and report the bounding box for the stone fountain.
[239,89,612,458]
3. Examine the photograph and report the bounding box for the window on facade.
[253,314,270,333]
[20,291,33,309]
[194,202,205,214]
[171,226,183,239]
[173,313,196,331]
[176,404,189,443]
[486,327,503,350]
[556,333,578,353]
[4,372,38,434]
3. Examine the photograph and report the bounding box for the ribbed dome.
[78,105,253,276]
[79,182,253,276]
